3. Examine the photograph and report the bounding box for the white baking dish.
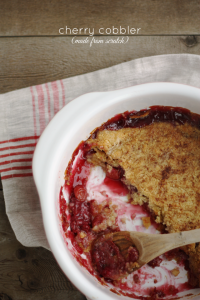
[33,82,200,300]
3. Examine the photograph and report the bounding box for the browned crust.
[86,121,200,286]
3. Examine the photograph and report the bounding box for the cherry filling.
[128,246,139,263]
[70,197,91,234]
[149,287,165,299]
[148,257,163,268]
[74,185,87,201]
[106,165,124,180]
[91,236,139,280]
[133,274,140,283]
[91,106,200,136]
[164,248,188,265]
[92,238,126,280]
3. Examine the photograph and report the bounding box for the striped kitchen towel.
[0,53,200,249]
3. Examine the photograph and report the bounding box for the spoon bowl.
[92,229,200,279]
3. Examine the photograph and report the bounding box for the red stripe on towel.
[51,81,59,115]
[1,173,33,180]
[0,151,34,159]
[30,86,37,137]
[0,136,40,145]
[0,143,36,151]
[0,166,32,173]
[61,80,65,107]
[45,83,51,122]
[0,158,32,166]
[36,85,45,134]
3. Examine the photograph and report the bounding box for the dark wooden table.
[0,1,200,299]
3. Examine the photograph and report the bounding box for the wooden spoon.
[93,229,200,278]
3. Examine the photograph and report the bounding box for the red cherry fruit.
[74,185,87,201]
[148,256,162,268]
[133,274,140,283]
[128,246,139,263]
[150,287,165,299]
[106,167,121,180]
[92,214,104,228]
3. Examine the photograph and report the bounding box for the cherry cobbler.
[60,106,200,299]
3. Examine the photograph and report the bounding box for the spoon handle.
[130,228,200,264]
[168,228,200,248]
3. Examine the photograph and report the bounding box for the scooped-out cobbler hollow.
[60,106,200,299]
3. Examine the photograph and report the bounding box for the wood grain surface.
[0,0,200,36]
[0,187,86,300]
[0,35,199,94]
